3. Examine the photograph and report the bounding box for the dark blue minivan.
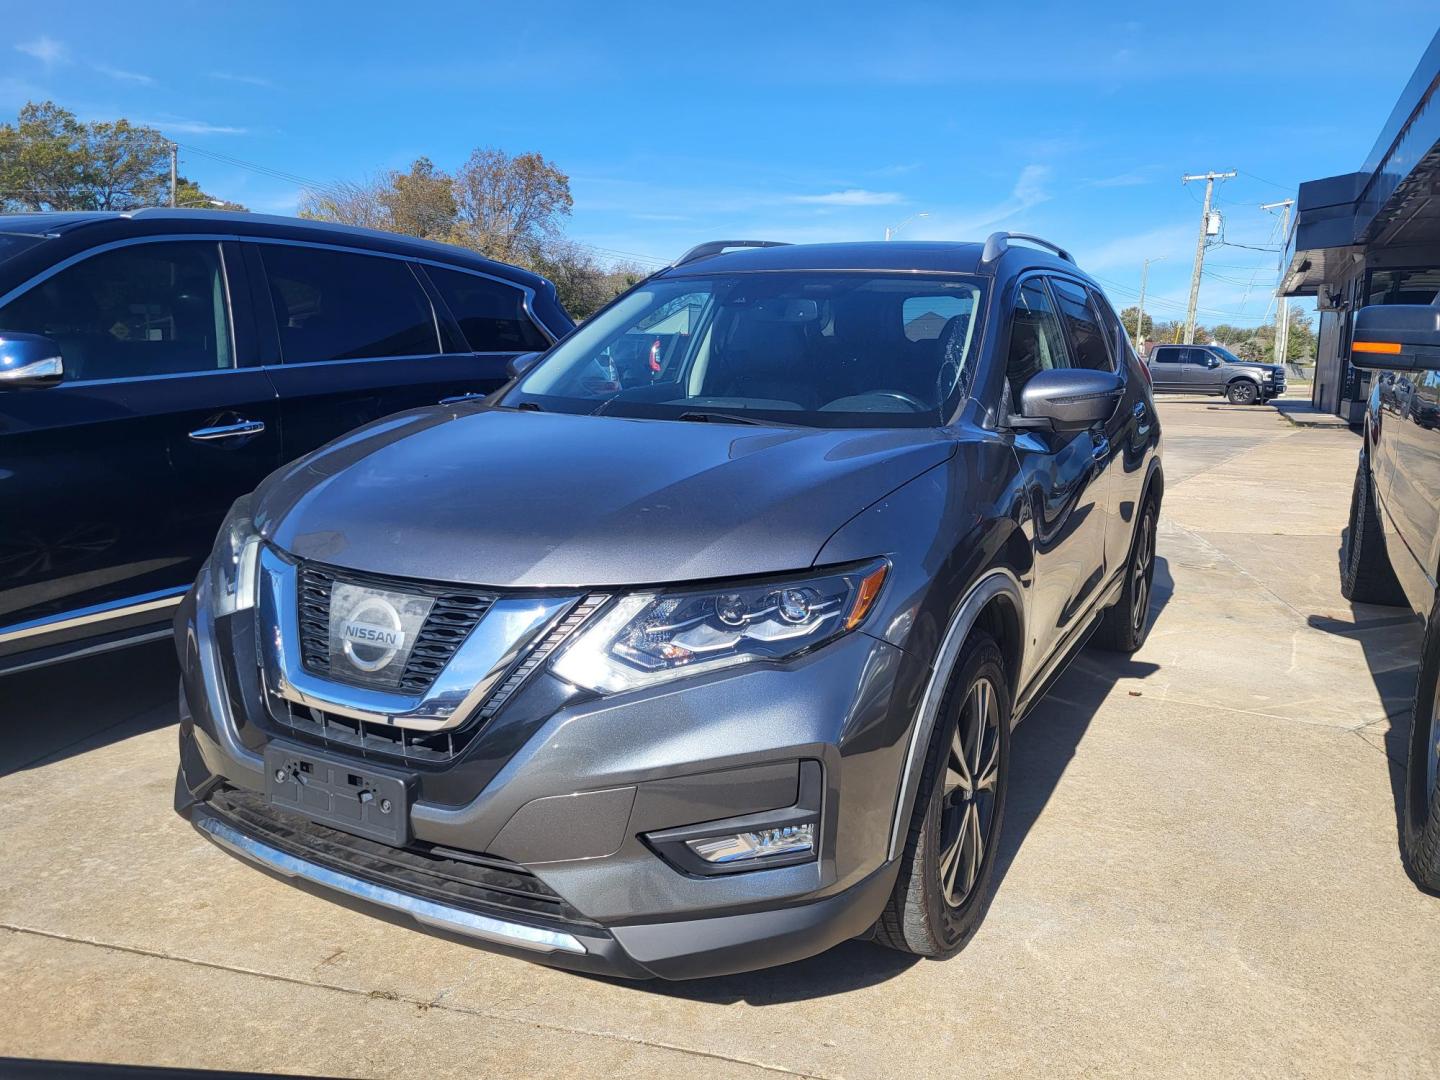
[0,209,573,675]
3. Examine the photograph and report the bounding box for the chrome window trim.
[885,567,1025,861]
[0,628,173,676]
[194,812,586,955]
[255,546,578,733]
[0,585,188,645]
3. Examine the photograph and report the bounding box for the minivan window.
[425,265,549,353]
[0,240,232,381]
[511,272,985,428]
[259,245,438,364]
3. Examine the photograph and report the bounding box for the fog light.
[685,824,815,864]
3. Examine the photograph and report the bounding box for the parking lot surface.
[3,397,1439,1078]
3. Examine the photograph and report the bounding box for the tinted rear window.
[426,265,549,352]
[259,245,439,363]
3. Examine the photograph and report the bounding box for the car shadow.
[1307,530,1425,869]
[0,639,177,778]
[619,557,1173,1004]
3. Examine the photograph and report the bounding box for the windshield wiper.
[676,410,797,427]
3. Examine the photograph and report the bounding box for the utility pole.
[1181,170,1235,344]
[169,144,178,208]
[1261,198,1295,367]
[1135,256,1163,350]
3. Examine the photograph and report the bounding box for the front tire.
[1340,458,1406,605]
[1402,595,1440,893]
[876,633,1010,958]
[1226,379,1258,405]
[1095,496,1158,652]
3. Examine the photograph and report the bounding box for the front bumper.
[174,571,917,979]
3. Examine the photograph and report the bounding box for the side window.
[0,241,232,381]
[1089,287,1132,366]
[259,245,438,363]
[425,265,550,353]
[1007,278,1071,399]
[1153,347,1181,364]
[902,295,973,342]
[1185,348,1210,364]
[1049,277,1116,372]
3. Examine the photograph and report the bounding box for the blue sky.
[5,0,1438,327]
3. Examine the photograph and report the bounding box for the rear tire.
[1226,379,1258,405]
[876,633,1010,958]
[1341,458,1406,606]
[1095,496,1158,653]
[1402,595,1440,893]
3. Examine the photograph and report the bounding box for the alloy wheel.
[938,677,1002,908]
[1131,509,1156,634]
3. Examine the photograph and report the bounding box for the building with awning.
[1282,29,1440,422]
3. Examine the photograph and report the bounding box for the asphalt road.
[3,396,1438,1078]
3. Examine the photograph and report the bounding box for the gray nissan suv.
[173,235,1164,979]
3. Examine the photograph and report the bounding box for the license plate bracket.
[264,743,414,846]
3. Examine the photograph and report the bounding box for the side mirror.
[1350,302,1440,371]
[1017,368,1123,431]
[507,351,543,380]
[1206,355,1222,368]
[0,333,64,389]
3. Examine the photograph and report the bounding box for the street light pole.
[1136,256,1163,350]
[884,212,929,241]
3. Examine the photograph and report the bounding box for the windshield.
[507,272,985,428]
[1211,346,1246,364]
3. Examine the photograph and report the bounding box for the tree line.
[1120,306,1317,363]
[0,101,642,318]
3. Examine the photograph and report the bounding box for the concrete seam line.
[1165,432,1293,491]
[0,924,829,1080]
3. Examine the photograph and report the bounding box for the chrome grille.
[296,563,495,695]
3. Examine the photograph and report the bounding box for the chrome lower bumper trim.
[194,813,587,955]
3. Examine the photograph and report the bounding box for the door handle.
[439,392,487,405]
[1091,437,1110,463]
[189,419,266,442]
[1133,401,1145,418]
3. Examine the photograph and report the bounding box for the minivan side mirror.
[1350,302,1440,371]
[507,351,543,380]
[1016,368,1123,431]
[0,333,64,389]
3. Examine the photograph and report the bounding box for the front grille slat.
[204,787,601,931]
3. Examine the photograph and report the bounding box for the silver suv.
[1147,344,1285,405]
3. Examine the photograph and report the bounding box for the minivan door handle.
[189,419,266,442]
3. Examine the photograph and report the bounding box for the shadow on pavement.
[629,557,1173,1005]
[1309,530,1424,869]
[0,639,177,777]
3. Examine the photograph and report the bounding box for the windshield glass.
[1212,346,1245,364]
[508,272,985,428]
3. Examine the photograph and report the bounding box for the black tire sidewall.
[1228,380,1257,405]
[1402,597,1440,892]
[916,641,1012,954]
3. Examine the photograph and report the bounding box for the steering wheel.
[873,390,928,411]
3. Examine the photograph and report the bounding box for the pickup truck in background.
[1147,343,1286,405]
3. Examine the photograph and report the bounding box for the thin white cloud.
[95,64,155,85]
[16,36,67,66]
[788,189,903,207]
[210,71,273,88]
[1090,171,1151,188]
[133,117,248,136]
[913,165,1052,238]
[1079,223,1194,273]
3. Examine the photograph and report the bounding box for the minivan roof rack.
[981,232,1075,266]
[673,240,791,267]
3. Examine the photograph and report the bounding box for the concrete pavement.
[2,397,1438,1078]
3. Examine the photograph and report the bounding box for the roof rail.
[981,232,1075,266]
[673,239,790,267]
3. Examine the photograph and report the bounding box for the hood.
[257,406,956,588]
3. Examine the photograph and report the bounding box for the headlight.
[209,494,261,617]
[551,561,888,694]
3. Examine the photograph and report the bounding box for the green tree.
[0,100,239,211]
[383,157,455,241]
[449,147,572,263]
[1118,306,1154,341]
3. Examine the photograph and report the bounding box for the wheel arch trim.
[885,567,1025,861]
